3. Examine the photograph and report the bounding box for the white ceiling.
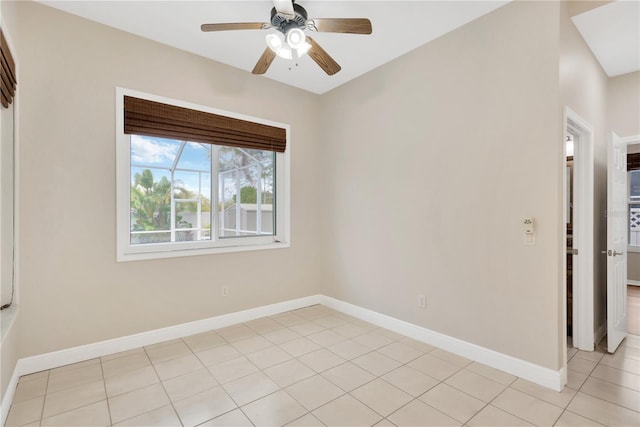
[37,1,509,94]
[572,0,640,77]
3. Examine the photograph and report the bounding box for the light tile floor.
[5,305,640,426]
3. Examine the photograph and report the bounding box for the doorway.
[563,107,595,384]
[566,134,575,339]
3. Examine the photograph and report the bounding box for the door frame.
[563,107,595,384]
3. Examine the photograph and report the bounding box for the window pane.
[176,142,211,171]
[217,147,275,238]
[130,137,212,245]
[130,167,172,244]
[131,135,179,169]
[631,202,640,246]
[631,170,640,199]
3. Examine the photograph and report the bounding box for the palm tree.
[131,170,173,233]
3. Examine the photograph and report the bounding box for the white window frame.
[116,88,290,262]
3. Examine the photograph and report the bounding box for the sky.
[131,135,211,198]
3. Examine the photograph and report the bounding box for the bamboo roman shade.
[124,96,286,153]
[1,30,17,108]
[629,153,640,171]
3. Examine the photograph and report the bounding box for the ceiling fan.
[201,0,372,76]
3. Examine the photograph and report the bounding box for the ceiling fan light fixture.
[266,32,305,60]
[286,28,306,49]
[276,47,293,60]
[265,33,292,59]
[265,33,282,52]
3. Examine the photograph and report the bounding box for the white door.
[607,131,628,353]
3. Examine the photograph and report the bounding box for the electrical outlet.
[221,286,229,297]
[418,294,426,308]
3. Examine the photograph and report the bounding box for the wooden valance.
[629,153,640,171]
[1,30,17,108]
[124,96,286,153]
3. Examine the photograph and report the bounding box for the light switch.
[523,218,535,245]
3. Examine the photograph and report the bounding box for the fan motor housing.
[270,4,308,34]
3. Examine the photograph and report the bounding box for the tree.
[131,170,172,231]
[131,170,193,241]
[231,186,273,204]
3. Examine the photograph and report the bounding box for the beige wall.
[607,71,640,137]
[567,1,614,17]
[320,1,562,370]
[608,71,640,282]
[559,0,609,338]
[10,1,324,359]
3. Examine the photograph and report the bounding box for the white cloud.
[131,136,177,164]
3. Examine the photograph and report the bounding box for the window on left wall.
[116,89,290,261]
[1,29,17,311]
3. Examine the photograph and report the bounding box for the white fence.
[631,207,640,246]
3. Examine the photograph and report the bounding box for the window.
[1,29,17,311]
[116,89,289,261]
[630,169,640,249]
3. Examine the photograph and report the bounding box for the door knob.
[607,250,624,256]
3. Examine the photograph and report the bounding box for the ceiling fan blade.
[273,0,295,18]
[307,18,372,35]
[201,22,270,32]
[252,47,277,75]
[306,36,341,76]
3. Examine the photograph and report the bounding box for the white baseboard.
[1,294,323,425]
[2,293,565,423]
[628,280,640,286]
[595,322,606,347]
[13,295,323,377]
[318,295,563,391]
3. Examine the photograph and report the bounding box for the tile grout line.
[152,332,249,427]
[557,352,615,427]
[284,411,323,427]
[587,370,640,393]
[98,358,113,427]
[560,341,636,427]
[37,370,50,427]
[221,310,367,425]
[488,377,562,426]
[137,346,184,427]
[288,325,434,425]
[202,318,325,427]
[572,356,640,414]
[446,368,523,426]
[213,337,273,427]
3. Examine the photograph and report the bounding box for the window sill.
[628,246,640,253]
[1,304,19,342]
[118,240,290,262]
